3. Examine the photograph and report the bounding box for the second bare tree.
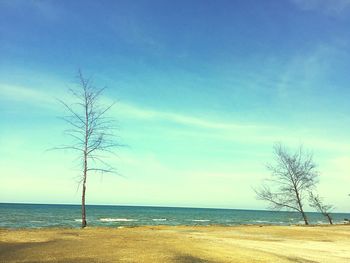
[255,143,319,225]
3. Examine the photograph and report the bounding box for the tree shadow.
[0,241,100,263]
[173,254,217,263]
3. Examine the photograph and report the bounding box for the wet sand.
[0,225,349,262]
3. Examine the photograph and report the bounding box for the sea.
[0,203,349,229]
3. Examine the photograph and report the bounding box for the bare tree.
[309,192,333,224]
[255,143,319,225]
[58,70,120,228]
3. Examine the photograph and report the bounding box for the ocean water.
[0,203,349,229]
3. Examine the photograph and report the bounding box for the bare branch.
[48,146,84,152]
[57,99,86,126]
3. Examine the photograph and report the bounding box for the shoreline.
[2,203,349,229]
[1,224,349,262]
[1,221,349,231]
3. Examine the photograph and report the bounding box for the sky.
[0,0,349,212]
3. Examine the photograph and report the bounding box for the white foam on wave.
[152,218,167,221]
[74,219,82,222]
[192,219,210,222]
[99,218,137,222]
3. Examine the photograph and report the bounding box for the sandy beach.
[0,225,349,263]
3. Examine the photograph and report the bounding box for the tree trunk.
[81,179,87,228]
[294,184,309,225]
[301,210,309,225]
[81,157,87,228]
[82,90,89,229]
[326,213,333,225]
[81,145,88,228]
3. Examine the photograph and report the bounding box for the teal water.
[0,203,349,228]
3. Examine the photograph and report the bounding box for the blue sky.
[0,0,349,211]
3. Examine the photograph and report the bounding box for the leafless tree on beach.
[57,70,121,228]
[309,192,334,224]
[255,143,319,225]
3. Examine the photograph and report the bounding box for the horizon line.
[1,202,349,214]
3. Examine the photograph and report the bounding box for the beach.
[1,225,349,263]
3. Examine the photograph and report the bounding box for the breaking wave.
[99,218,137,222]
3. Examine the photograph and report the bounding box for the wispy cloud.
[111,16,162,49]
[115,103,350,153]
[1,0,61,21]
[289,0,350,15]
[2,83,349,153]
[0,83,270,132]
[276,43,340,99]
[0,84,54,105]
[115,102,270,131]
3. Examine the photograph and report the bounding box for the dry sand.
[0,225,349,263]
